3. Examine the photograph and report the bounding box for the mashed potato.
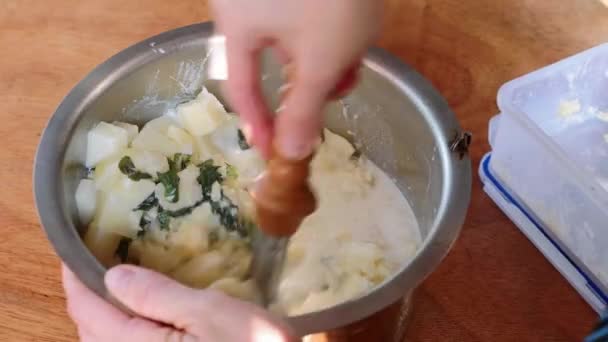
[77,88,420,315]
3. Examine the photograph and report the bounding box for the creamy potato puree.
[274,131,420,315]
[77,88,420,316]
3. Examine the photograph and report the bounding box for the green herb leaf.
[225,163,238,180]
[137,212,151,238]
[157,170,179,203]
[115,237,132,263]
[157,209,171,230]
[209,197,252,237]
[133,193,158,211]
[197,159,223,196]
[196,159,251,237]
[237,129,250,150]
[118,156,153,181]
[168,153,191,173]
[162,204,197,218]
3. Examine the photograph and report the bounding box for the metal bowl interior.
[34,22,471,336]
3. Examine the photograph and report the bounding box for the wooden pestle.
[251,63,359,237]
[248,64,359,305]
[252,64,340,238]
[253,152,317,237]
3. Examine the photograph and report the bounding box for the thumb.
[105,265,202,329]
[106,265,297,341]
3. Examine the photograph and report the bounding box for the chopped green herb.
[118,156,153,181]
[168,153,191,173]
[209,197,252,237]
[133,193,158,211]
[237,129,250,150]
[225,163,238,180]
[157,170,179,203]
[157,209,171,230]
[86,167,96,178]
[115,237,132,263]
[195,159,252,237]
[197,159,223,195]
[137,213,151,238]
[156,153,194,203]
[162,203,198,218]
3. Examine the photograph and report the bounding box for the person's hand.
[62,264,295,342]
[211,0,382,159]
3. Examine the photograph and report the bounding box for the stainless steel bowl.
[34,22,471,340]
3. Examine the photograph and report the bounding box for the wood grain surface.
[0,1,606,341]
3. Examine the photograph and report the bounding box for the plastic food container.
[482,43,608,313]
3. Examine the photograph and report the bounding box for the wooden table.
[1,1,606,341]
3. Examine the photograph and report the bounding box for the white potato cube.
[167,125,194,155]
[209,116,241,155]
[130,149,169,176]
[132,125,182,157]
[112,121,139,144]
[83,221,122,267]
[75,179,97,225]
[225,149,265,186]
[193,135,222,163]
[155,164,202,211]
[85,122,129,167]
[177,88,227,136]
[144,116,177,133]
[209,117,265,185]
[96,178,156,238]
[93,156,122,190]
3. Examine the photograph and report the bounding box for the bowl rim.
[33,21,472,335]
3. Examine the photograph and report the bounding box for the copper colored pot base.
[303,294,413,342]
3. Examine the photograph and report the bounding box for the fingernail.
[278,83,292,97]
[105,266,135,291]
[277,137,313,160]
